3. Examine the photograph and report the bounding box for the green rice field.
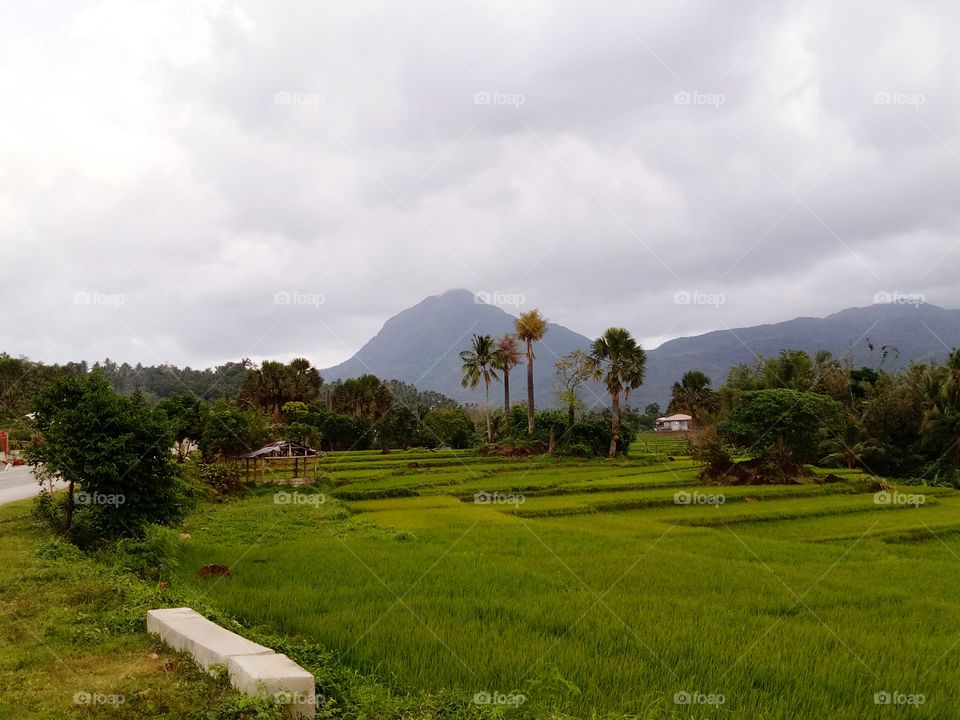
[172,438,960,719]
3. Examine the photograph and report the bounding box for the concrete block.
[147,608,273,668]
[147,608,315,718]
[228,653,316,719]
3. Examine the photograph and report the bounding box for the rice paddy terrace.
[173,436,960,719]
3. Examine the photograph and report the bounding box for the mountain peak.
[322,291,593,406]
[323,294,960,409]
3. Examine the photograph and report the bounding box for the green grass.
[165,449,960,720]
[5,440,956,719]
[0,501,285,720]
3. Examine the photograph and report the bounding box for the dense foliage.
[26,373,184,541]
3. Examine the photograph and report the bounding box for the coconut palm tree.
[515,309,548,435]
[667,370,720,426]
[460,334,500,441]
[819,413,884,469]
[588,328,647,458]
[493,334,522,416]
[922,349,960,473]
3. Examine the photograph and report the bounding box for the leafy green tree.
[667,370,719,425]
[718,389,841,468]
[460,334,500,442]
[515,309,549,435]
[199,400,271,461]
[588,328,647,458]
[26,374,183,539]
[156,394,207,462]
[555,350,592,425]
[762,350,816,391]
[423,407,474,449]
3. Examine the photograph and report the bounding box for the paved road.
[0,465,65,505]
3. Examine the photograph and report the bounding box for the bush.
[27,374,186,540]
[200,460,245,496]
[113,524,181,580]
[691,429,735,480]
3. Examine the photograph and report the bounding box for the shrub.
[691,429,735,480]
[113,524,181,580]
[200,460,245,496]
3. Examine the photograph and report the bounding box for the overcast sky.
[2,0,958,370]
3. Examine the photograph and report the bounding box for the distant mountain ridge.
[322,290,960,409]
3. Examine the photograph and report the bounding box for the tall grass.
[172,451,960,719]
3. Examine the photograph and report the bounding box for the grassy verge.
[0,500,287,720]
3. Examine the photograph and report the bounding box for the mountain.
[634,301,960,407]
[323,291,960,410]
[322,289,594,408]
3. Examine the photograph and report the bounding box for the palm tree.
[820,424,883,470]
[493,334,522,416]
[667,370,720,426]
[515,309,548,435]
[588,328,647,458]
[460,334,500,441]
[288,357,323,402]
[922,349,960,473]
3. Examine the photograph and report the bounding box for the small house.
[655,413,693,432]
